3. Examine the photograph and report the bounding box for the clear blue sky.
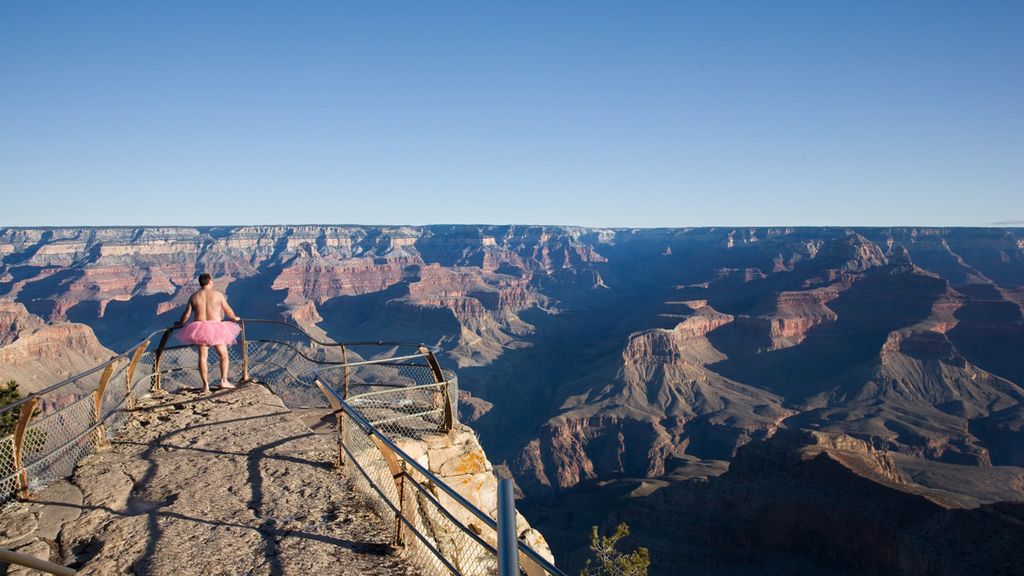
[1,1,1022,227]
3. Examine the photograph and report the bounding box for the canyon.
[2,225,1023,574]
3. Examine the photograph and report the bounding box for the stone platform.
[0,385,415,576]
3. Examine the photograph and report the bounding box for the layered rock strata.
[3,225,1024,573]
[615,429,1024,576]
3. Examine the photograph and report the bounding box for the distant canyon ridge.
[2,225,1023,575]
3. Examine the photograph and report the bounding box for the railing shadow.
[55,405,392,573]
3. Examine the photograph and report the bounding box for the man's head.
[198,273,212,287]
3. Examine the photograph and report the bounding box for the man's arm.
[222,296,240,322]
[177,302,192,326]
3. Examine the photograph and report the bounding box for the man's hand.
[178,302,193,327]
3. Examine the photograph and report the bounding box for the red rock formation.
[273,256,412,305]
[0,319,114,395]
[0,299,43,346]
[738,286,844,350]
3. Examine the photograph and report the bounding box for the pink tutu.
[175,321,241,346]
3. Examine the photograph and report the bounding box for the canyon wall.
[0,297,113,396]
[3,225,1023,573]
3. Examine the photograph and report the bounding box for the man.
[175,273,242,393]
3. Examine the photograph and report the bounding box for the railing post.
[327,389,413,548]
[124,339,149,411]
[92,360,120,448]
[240,320,251,383]
[367,434,412,547]
[340,345,350,400]
[394,467,417,549]
[419,346,454,432]
[442,380,455,432]
[152,328,173,393]
[314,379,346,467]
[13,397,40,500]
[497,478,520,576]
[419,346,445,383]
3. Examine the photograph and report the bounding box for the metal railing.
[1,330,159,505]
[314,378,563,576]
[0,319,426,505]
[0,318,562,576]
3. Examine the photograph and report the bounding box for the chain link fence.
[0,436,18,504]
[0,322,435,508]
[21,394,100,491]
[0,338,153,506]
[340,410,505,576]
[318,372,563,576]
[344,380,452,439]
[246,339,327,406]
[151,344,247,392]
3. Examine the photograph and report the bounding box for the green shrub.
[0,381,23,437]
[580,522,650,576]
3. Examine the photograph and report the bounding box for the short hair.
[198,273,212,287]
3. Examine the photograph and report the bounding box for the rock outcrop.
[396,426,554,568]
[0,299,43,346]
[0,385,418,575]
[0,298,113,395]
[613,429,1024,575]
[514,304,794,493]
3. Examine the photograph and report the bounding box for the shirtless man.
[175,273,242,393]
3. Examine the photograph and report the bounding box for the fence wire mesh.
[0,437,18,504]
[98,362,131,434]
[340,415,500,576]
[154,345,246,391]
[348,383,448,438]
[406,474,503,576]
[19,392,98,497]
[343,417,401,528]
[131,352,158,396]
[0,341,150,506]
[336,388,553,576]
[246,340,324,406]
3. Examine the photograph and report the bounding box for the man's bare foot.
[202,387,211,395]
[218,381,236,389]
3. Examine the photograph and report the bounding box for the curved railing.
[0,328,163,505]
[0,318,564,576]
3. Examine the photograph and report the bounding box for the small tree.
[0,381,22,437]
[580,522,650,576]
[1,381,46,500]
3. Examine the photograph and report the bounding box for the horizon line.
[2,223,1023,231]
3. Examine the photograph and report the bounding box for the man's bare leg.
[215,344,235,389]
[198,345,210,393]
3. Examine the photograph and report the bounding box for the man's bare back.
[185,287,237,322]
